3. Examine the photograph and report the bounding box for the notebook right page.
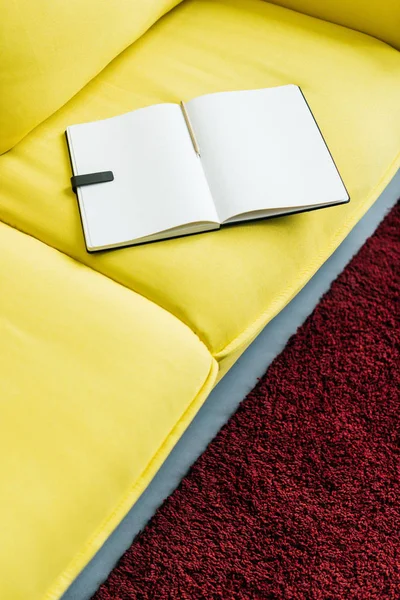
[186,85,349,224]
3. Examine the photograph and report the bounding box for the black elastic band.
[71,171,114,194]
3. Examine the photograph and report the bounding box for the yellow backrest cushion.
[265,0,400,51]
[0,0,181,154]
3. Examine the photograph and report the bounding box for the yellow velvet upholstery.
[1,0,399,362]
[0,220,217,600]
[0,0,181,154]
[1,0,400,598]
[265,0,400,50]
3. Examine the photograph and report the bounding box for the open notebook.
[66,85,349,251]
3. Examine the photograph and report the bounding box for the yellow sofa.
[0,1,399,598]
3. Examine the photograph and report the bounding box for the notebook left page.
[67,103,218,251]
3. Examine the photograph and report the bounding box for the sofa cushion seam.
[0,215,212,352]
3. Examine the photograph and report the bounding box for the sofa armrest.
[264,0,400,50]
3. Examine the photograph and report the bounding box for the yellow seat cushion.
[0,220,217,600]
[1,0,400,376]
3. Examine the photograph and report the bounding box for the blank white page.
[186,86,349,223]
[67,104,217,250]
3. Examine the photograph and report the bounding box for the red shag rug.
[94,203,400,600]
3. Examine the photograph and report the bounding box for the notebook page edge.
[65,127,93,251]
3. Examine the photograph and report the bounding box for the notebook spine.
[180,101,201,157]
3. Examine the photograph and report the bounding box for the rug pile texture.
[94,203,400,600]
